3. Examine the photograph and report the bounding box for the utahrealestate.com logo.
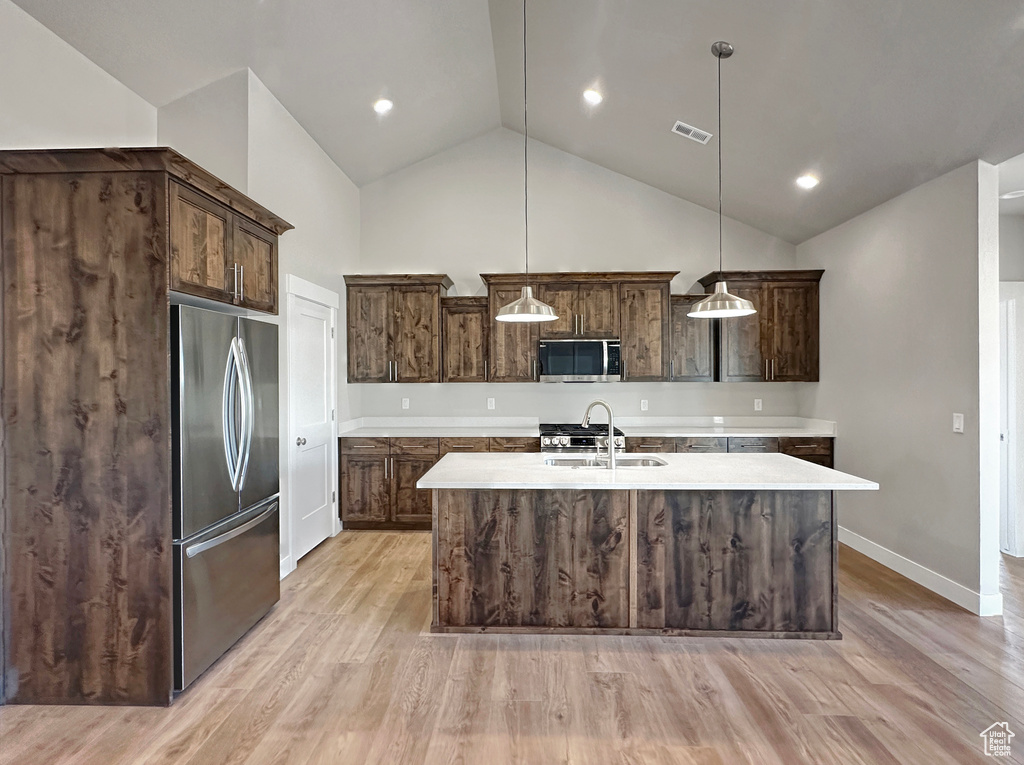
[980,723,1015,757]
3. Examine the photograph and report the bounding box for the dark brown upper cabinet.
[484,280,538,382]
[698,270,823,382]
[441,296,489,382]
[344,275,453,384]
[169,180,284,314]
[620,282,671,381]
[535,282,620,339]
[669,295,715,382]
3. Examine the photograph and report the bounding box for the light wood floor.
[2,532,1023,765]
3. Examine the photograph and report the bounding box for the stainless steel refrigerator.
[172,305,281,692]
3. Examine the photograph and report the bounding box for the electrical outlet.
[953,412,964,433]
[487,397,495,410]
[754,398,763,412]
[640,399,649,412]
[713,416,724,424]
[401,398,410,410]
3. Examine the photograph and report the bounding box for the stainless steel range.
[539,422,626,454]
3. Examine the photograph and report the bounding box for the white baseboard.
[839,527,1003,617]
[280,555,294,581]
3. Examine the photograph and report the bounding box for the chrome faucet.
[582,399,616,469]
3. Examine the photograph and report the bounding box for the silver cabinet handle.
[484,360,488,380]
[350,444,377,449]
[771,358,775,380]
[765,359,769,380]
[449,444,474,449]
[581,313,585,334]
[232,263,239,300]
[239,264,245,302]
[670,359,675,379]
[384,457,389,479]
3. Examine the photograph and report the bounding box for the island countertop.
[418,452,879,491]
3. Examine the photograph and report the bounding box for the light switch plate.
[754,398,763,412]
[401,398,410,410]
[640,399,649,411]
[487,398,495,410]
[953,412,964,433]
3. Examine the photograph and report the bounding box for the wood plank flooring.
[2,532,1023,764]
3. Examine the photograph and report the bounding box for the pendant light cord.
[717,50,723,275]
[523,0,530,285]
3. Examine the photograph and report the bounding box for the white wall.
[1001,215,1024,281]
[158,70,249,192]
[797,161,1002,615]
[0,0,156,148]
[1000,282,1024,556]
[359,127,800,419]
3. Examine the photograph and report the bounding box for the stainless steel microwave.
[538,339,621,382]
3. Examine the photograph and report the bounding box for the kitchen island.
[418,452,877,638]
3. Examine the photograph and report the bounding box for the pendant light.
[496,0,558,323]
[688,41,756,320]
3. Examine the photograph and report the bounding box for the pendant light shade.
[689,41,758,322]
[686,281,756,318]
[496,0,557,323]
[496,285,558,322]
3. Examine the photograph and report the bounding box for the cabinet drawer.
[340,437,389,455]
[390,437,440,455]
[626,437,676,453]
[675,437,728,453]
[439,437,491,455]
[779,437,833,457]
[489,437,540,452]
[793,454,834,468]
[727,437,780,453]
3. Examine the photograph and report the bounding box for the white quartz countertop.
[341,416,837,439]
[417,453,878,491]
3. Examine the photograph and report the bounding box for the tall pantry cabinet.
[0,148,291,705]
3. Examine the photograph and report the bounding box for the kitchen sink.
[543,455,668,468]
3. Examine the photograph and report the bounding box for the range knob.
[614,436,625,448]
[558,436,570,446]
[542,436,551,446]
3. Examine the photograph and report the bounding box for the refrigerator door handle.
[222,338,241,491]
[184,502,278,559]
[236,335,256,492]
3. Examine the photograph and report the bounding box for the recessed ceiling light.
[796,174,820,190]
[583,89,603,106]
[373,98,393,115]
[1001,189,1024,200]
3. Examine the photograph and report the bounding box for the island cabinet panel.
[669,295,715,382]
[441,297,488,382]
[620,283,670,381]
[488,284,537,381]
[434,490,630,628]
[635,491,834,633]
[2,172,172,704]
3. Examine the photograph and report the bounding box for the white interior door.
[287,293,336,562]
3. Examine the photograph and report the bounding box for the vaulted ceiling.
[13,0,1024,242]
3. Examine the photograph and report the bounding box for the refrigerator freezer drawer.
[174,499,280,692]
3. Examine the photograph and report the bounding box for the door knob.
[296,437,306,446]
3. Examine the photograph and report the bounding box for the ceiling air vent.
[671,120,712,145]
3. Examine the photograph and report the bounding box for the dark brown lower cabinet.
[675,437,728,453]
[727,436,781,453]
[340,437,439,529]
[780,437,835,468]
[626,437,676,453]
[488,437,541,453]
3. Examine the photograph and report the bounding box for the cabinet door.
[441,300,488,382]
[489,285,537,381]
[340,454,389,523]
[169,182,232,302]
[669,295,714,382]
[620,283,669,381]
[765,282,819,382]
[232,217,278,314]
[578,283,619,338]
[393,286,441,383]
[718,283,766,382]
[347,286,392,383]
[391,454,437,525]
[535,283,579,338]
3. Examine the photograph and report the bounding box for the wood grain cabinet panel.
[441,297,488,382]
[488,437,541,452]
[169,181,232,302]
[635,490,834,632]
[765,281,820,382]
[439,437,491,455]
[345,276,451,384]
[340,454,390,523]
[780,437,834,468]
[535,283,580,339]
[718,282,766,382]
[391,455,438,524]
[620,283,670,381]
[675,437,728,453]
[578,283,620,338]
[727,437,780,453]
[488,284,537,381]
[669,295,715,382]
[232,217,278,313]
[626,437,676,453]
